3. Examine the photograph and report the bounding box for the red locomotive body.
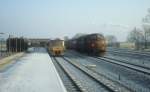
[66,33,106,56]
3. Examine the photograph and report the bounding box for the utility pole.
[0,37,2,56]
[144,30,147,49]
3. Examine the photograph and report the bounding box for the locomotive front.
[96,34,106,52]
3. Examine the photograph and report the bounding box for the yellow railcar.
[48,39,65,56]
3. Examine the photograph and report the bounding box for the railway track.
[62,56,132,92]
[66,51,150,92]
[105,52,150,64]
[108,47,150,55]
[107,50,150,62]
[51,57,81,92]
[107,48,150,57]
[67,51,150,75]
[52,56,130,92]
[96,56,150,75]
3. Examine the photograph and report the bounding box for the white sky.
[0,0,150,41]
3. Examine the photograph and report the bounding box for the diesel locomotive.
[65,33,106,55]
[48,39,65,56]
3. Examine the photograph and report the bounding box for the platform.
[0,48,67,92]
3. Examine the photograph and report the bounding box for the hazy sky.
[0,0,150,41]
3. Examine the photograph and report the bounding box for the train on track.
[47,39,65,56]
[6,38,28,52]
[65,33,106,56]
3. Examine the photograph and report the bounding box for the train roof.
[76,33,104,39]
[68,33,104,41]
[48,39,64,42]
[86,33,104,37]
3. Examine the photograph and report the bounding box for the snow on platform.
[0,48,67,92]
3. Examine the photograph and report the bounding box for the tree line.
[127,8,150,49]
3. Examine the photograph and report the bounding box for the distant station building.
[28,38,49,47]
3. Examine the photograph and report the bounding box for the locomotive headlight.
[101,40,105,45]
[91,43,95,47]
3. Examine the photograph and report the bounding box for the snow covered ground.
[0,47,67,92]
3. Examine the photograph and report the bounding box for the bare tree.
[127,28,144,43]
[106,35,119,47]
[143,8,150,24]
[142,8,150,48]
[127,28,144,49]
[106,35,117,43]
